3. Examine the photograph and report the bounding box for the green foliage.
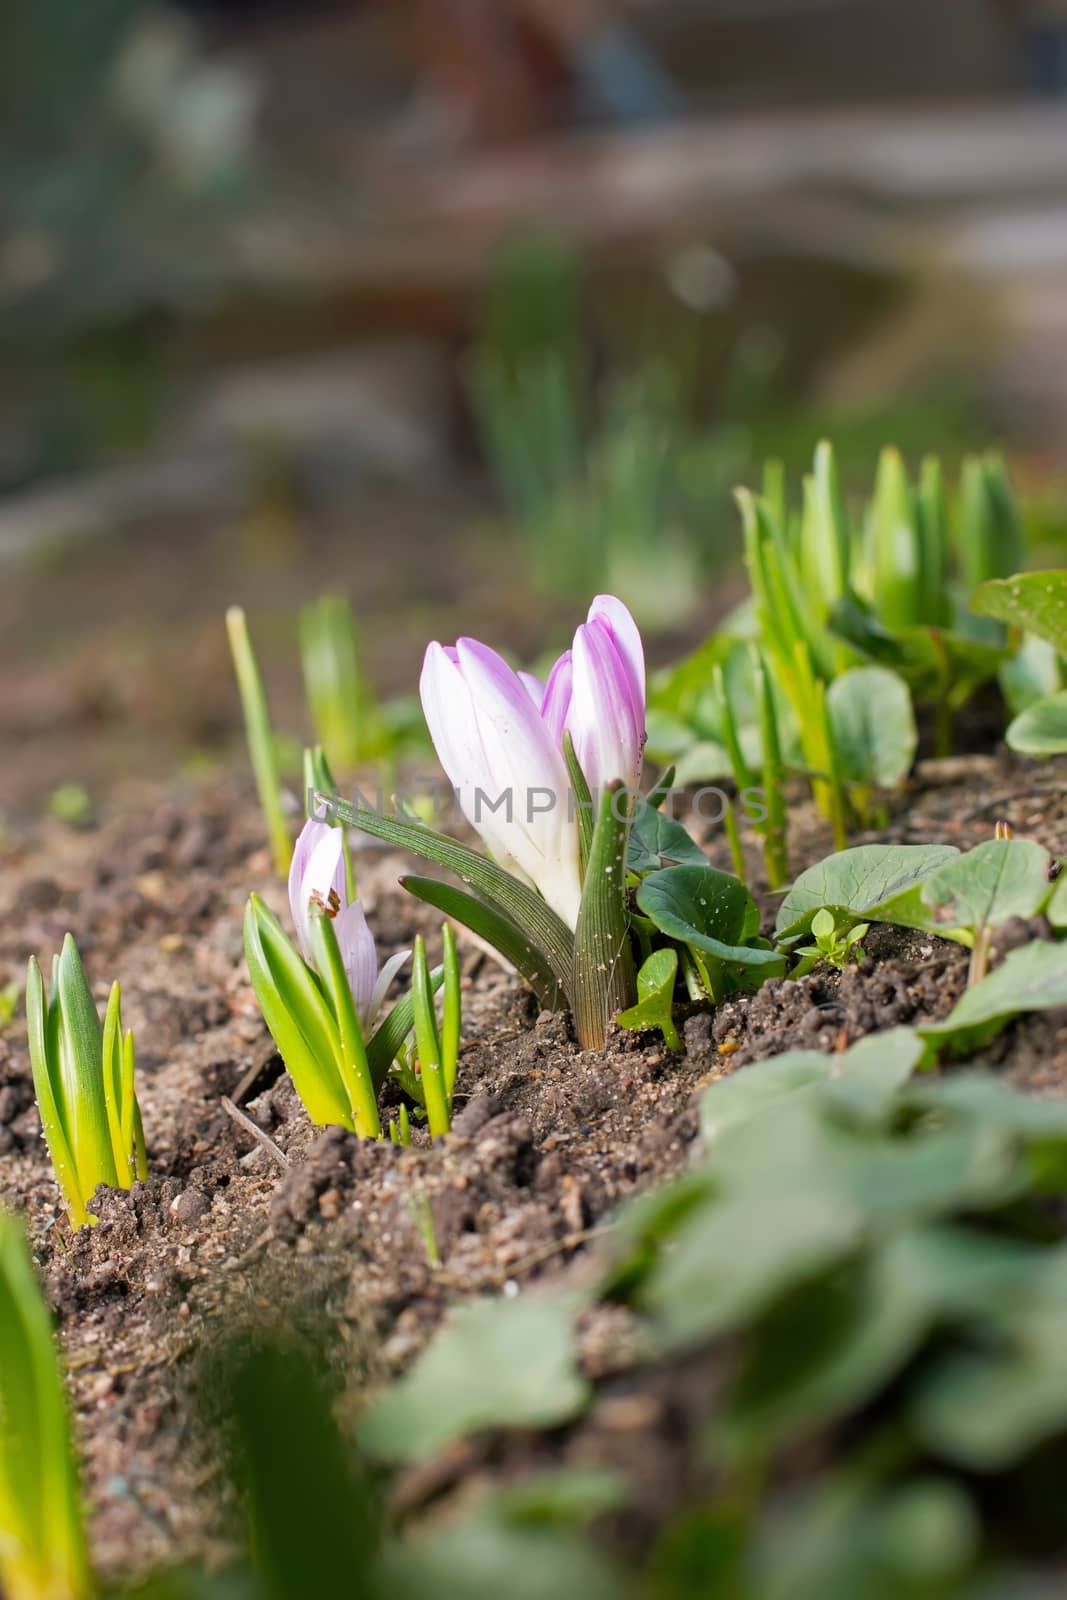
[825,666,917,791]
[299,596,389,771]
[789,908,869,977]
[972,570,1067,754]
[243,895,433,1137]
[636,864,784,1004]
[407,929,460,1139]
[0,1211,91,1600]
[774,842,959,945]
[25,935,146,1229]
[358,1294,591,1464]
[617,949,682,1051]
[227,607,291,879]
[919,939,1067,1056]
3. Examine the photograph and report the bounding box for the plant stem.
[412,936,451,1138]
[572,786,636,1050]
[227,606,291,877]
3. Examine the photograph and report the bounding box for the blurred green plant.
[26,934,147,1229]
[468,240,754,630]
[0,1212,92,1600]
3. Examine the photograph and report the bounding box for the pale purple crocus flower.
[419,595,646,930]
[288,818,409,1029]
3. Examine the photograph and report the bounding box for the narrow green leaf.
[367,969,443,1087]
[100,983,129,1187]
[869,446,921,630]
[25,959,86,1227]
[56,935,117,1196]
[441,925,462,1100]
[401,876,562,1008]
[227,605,291,877]
[243,896,352,1129]
[0,1214,91,1600]
[326,796,575,995]
[307,909,381,1139]
[411,936,450,1138]
[572,787,636,1051]
[563,731,594,877]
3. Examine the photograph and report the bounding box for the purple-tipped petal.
[568,612,645,792]
[588,594,645,705]
[540,650,573,747]
[518,670,545,708]
[289,819,346,963]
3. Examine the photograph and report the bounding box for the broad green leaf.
[0,1214,91,1600]
[775,843,958,943]
[1005,690,1067,756]
[384,1521,626,1600]
[626,806,707,876]
[642,1109,865,1350]
[401,875,562,1008]
[971,569,1067,655]
[357,1295,590,1463]
[829,595,1008,706]
[617,948,681,1050]
[912,1344,1067,1472]
[919,938,1067,1055]
[1000,634,1064,717]
[826,667,917,788]
[638,865,784,971]
[919,839,1052,941]
[718,1246,930,1461]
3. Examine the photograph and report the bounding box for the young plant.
[0,1212,92,1600]
[327,595,646,1050]
[299,594,387,771]
[226,604,291,877]
[244,819,420,1137]
[26,936,147,1229]
[790,908,869,978]
[392,926,461,1139]
[972,569,1067,755]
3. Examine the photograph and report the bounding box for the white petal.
[332,900,378,1018]
[363,947,411,1030]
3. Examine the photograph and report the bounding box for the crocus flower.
[419,595,646,930]
[288,818,408,1027]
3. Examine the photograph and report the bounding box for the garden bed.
[3,745,1066,1582]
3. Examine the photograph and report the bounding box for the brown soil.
[2,747,1067,1581]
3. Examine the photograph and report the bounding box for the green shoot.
[26,937,147,1230]
[389,1103,412,1147]
[753,650,789,890]
[299,594,385,770]
[791,908,869,977]
[226,605,291,878]
[243,895,438,1136]
[0,1213,92,1600]
[410,934,455,1140]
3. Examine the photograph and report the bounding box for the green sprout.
[791,908,870,977]
[26,936,147,1230]
[226,605,291,878]
[299,594,387,771]
[0,1213,92,1600]
[405,927,461,1140]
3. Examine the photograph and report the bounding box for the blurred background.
[4,0,1067,814]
